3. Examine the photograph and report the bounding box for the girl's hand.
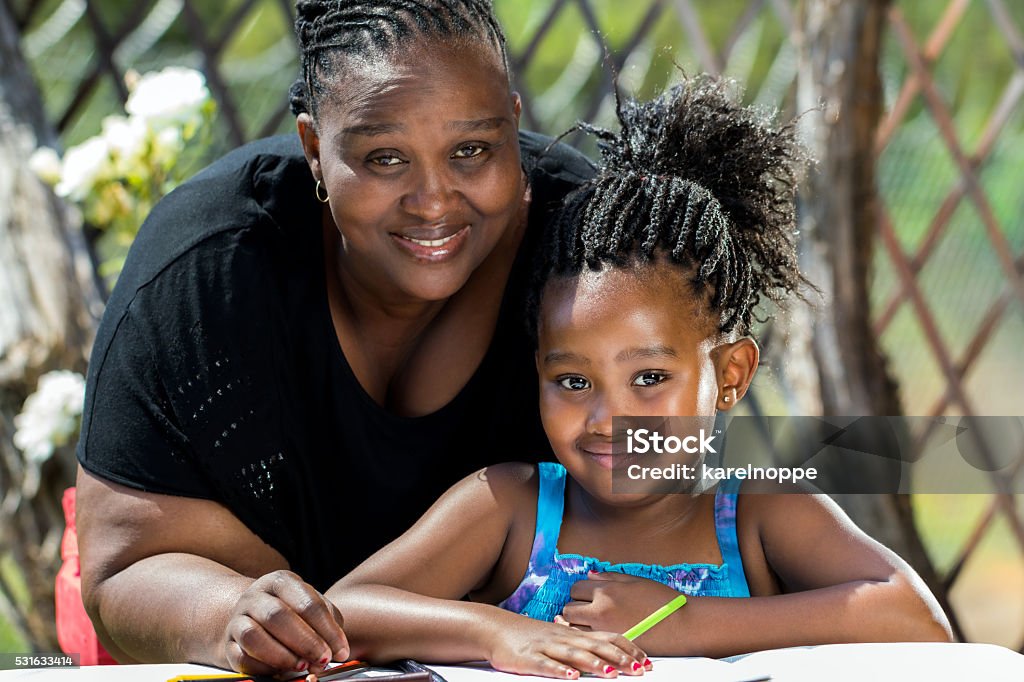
[486,617,649,679]
[561,572,683,636]
[223,570,349,677]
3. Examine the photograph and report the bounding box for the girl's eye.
[557,375,590,391]
[633,372,668,387]
[369,154,404,167]
[452,145,484,159]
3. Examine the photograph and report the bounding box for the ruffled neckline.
[553,549,730,579]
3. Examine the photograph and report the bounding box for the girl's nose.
[400,165,458,222]
[585,393,619,437]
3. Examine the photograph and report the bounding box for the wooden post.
[790,0,947,612]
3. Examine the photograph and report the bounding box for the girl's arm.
[327,463,649,678]
[561,491,953,656]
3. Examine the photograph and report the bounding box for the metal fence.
[7,0,1024,651]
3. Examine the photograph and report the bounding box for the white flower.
[55,136,111,201]
[152,125,184,165]
[13,370,86,466]
[29,147,63,186]
[102,115,150,167]
[126,67,209,127]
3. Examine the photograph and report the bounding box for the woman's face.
[299,41,524,304]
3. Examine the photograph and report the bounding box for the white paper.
[427,643,1024,682]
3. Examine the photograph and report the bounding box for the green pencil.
[622,594,688,640]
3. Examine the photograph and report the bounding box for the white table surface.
[1,643,1022,681]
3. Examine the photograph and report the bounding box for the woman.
[74,1,594,676]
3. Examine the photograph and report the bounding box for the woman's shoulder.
[197,134,317,225]
[127,136,309,259]
[518,129,596,188]
[139,135,311,242]
[109,135,317,306]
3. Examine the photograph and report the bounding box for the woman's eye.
[452,145,484,159]
[369,154,404,167]
[633,372,668,387]
[557,376,590,391]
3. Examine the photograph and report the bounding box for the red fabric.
[56,487,118,665]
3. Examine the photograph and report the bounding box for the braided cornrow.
[530,74,811,338]
[290,0,508,118]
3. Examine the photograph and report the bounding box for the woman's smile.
[390,224,471,263]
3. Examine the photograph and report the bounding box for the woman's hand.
[223,570,349,677]
[485,616,649,679]
[561,572,683,636]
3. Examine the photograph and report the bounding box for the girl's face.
[297,40,524,304]
[536,264,757,502]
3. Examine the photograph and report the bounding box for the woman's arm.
[76,466,348,675]
[328,464,648,678]
[560,492,952,656]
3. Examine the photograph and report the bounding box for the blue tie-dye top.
[498,462,750,622]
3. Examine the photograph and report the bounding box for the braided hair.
[532,74,810,338]
[290,0,508,119]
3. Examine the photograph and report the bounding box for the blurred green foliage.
[0,555,31,651]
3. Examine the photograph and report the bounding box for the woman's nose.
[400,164,458,222]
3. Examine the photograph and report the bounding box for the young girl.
[326,75,953,679]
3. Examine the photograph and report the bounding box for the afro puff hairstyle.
[530,74,812,338]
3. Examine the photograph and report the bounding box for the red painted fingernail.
[644,658,653,669]
[296,660,308,672]
[632,661,642,672]
[319,655,330,666]
[604,665,617,675]
[566,669,579,679]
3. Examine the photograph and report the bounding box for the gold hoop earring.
[315,179,330,204]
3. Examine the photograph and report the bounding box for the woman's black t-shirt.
[76,131,594,591]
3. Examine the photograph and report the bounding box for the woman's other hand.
[224,570,348,676]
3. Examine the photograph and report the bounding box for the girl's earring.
[723,394,732,403]
[721,386,737,404]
